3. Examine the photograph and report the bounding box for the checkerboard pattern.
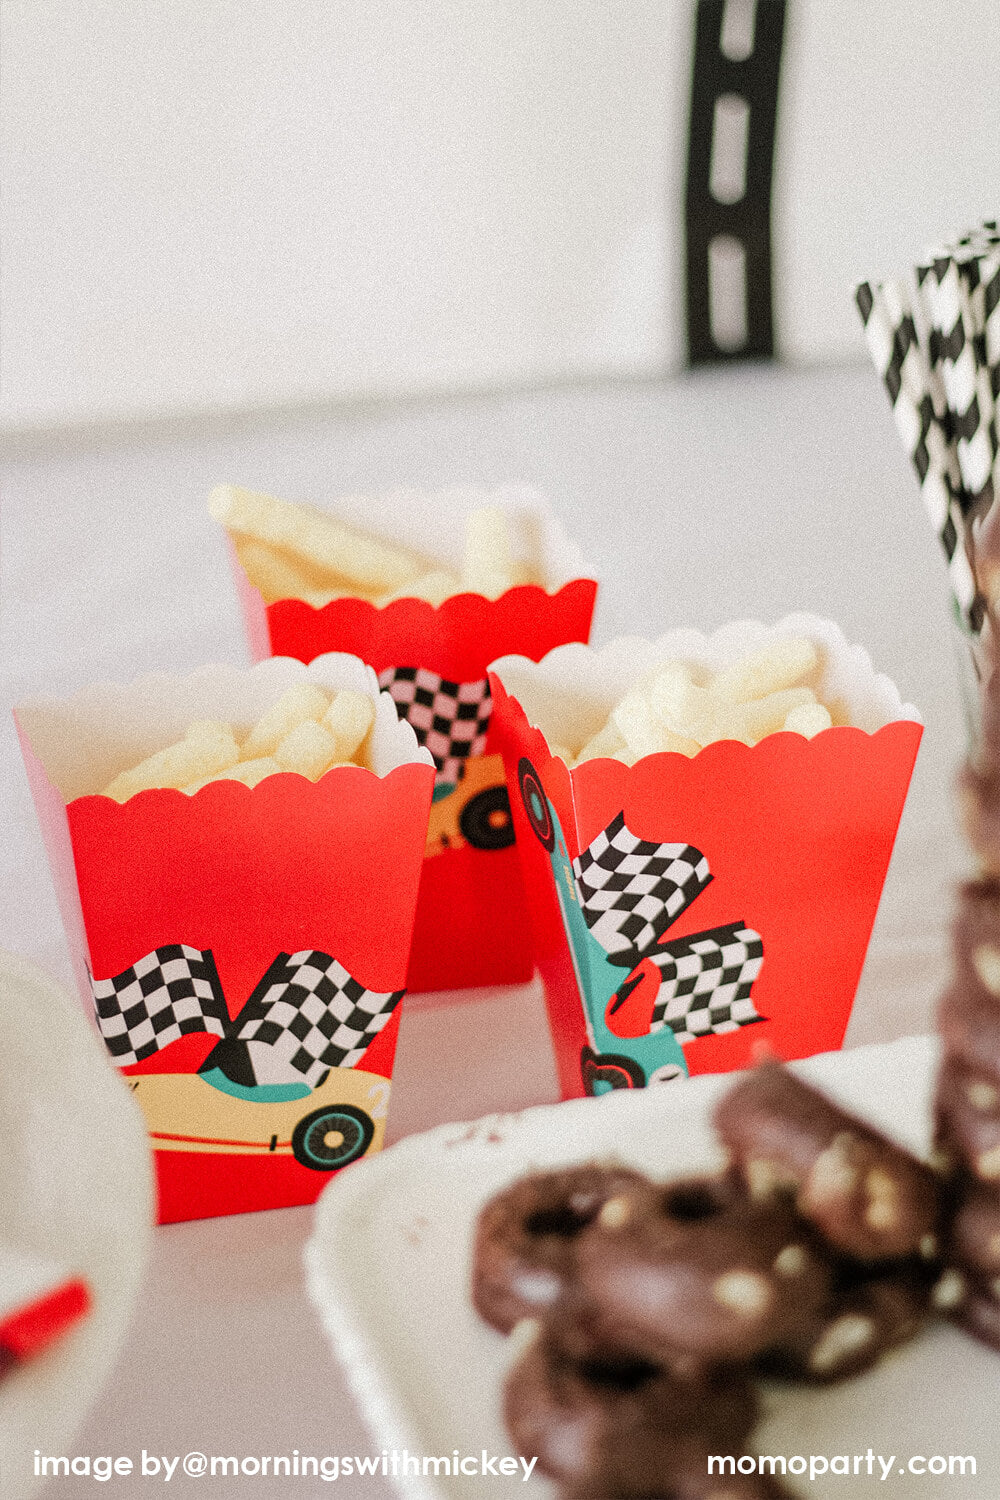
[921,251,997,513]
[233,950,404,1087]
[90,944,229,1065]
[646,922,764,1045]
[90,945,401,1083]
[378,666,491,785]
[857,223,1000,634]
[572,811,711,965]
[856,276,976,625]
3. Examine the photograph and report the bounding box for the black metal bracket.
[685,0,787,364]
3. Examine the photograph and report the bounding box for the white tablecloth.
[0,364,972,1495]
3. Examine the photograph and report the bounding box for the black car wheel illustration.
[291,1104,375,1171]
[460,784,515,851]
[580,1045,645,1095]
[518,758,555,851]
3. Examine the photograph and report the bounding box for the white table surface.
[0,365,974,1496]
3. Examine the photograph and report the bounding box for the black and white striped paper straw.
[858,221,1000,635]
[919,247,996,525]
[970,243,1000,497]
[856,274,977,625]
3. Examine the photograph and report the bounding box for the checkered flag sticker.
[90,944,229,1066]
[572,812,766,1048]
[572,811,712,966]
[89,946,401,1085]
[643,921,764,1045]
[232,951,404,1088]
[378,666,491,785]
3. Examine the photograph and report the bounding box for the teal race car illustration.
[517,758,765,1095]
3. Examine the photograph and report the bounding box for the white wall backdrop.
[2,0,999,433]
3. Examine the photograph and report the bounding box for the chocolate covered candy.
[938,982,1000,1088]
[918,1257,1000,1348]
[976,661,1000,771]
[947,1178,1000,1276]
[715,1064,941,1262]
[560,1476,794,1500]
[573,1174,834,1365]
[934,1054,1000,1184]
[958,761,1000,873]
[948,878,1000,1000]
[755,1260,933,1384]
[953,1272,1000,1352]
[503,1322,757,1497]
[472,1164,648,1334]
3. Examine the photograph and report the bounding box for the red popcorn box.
[15,656,435,1224]
[488,615,922,1101]
[225,486,597,992]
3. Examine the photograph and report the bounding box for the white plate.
[0,951,154,1499]
[307,1036,1000,1499]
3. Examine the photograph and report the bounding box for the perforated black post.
[685,0,787,364]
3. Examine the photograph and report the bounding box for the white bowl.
[0,950,153,1499]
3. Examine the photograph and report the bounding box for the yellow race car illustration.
[127,1064,390,1171]
[425,753,515,858]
